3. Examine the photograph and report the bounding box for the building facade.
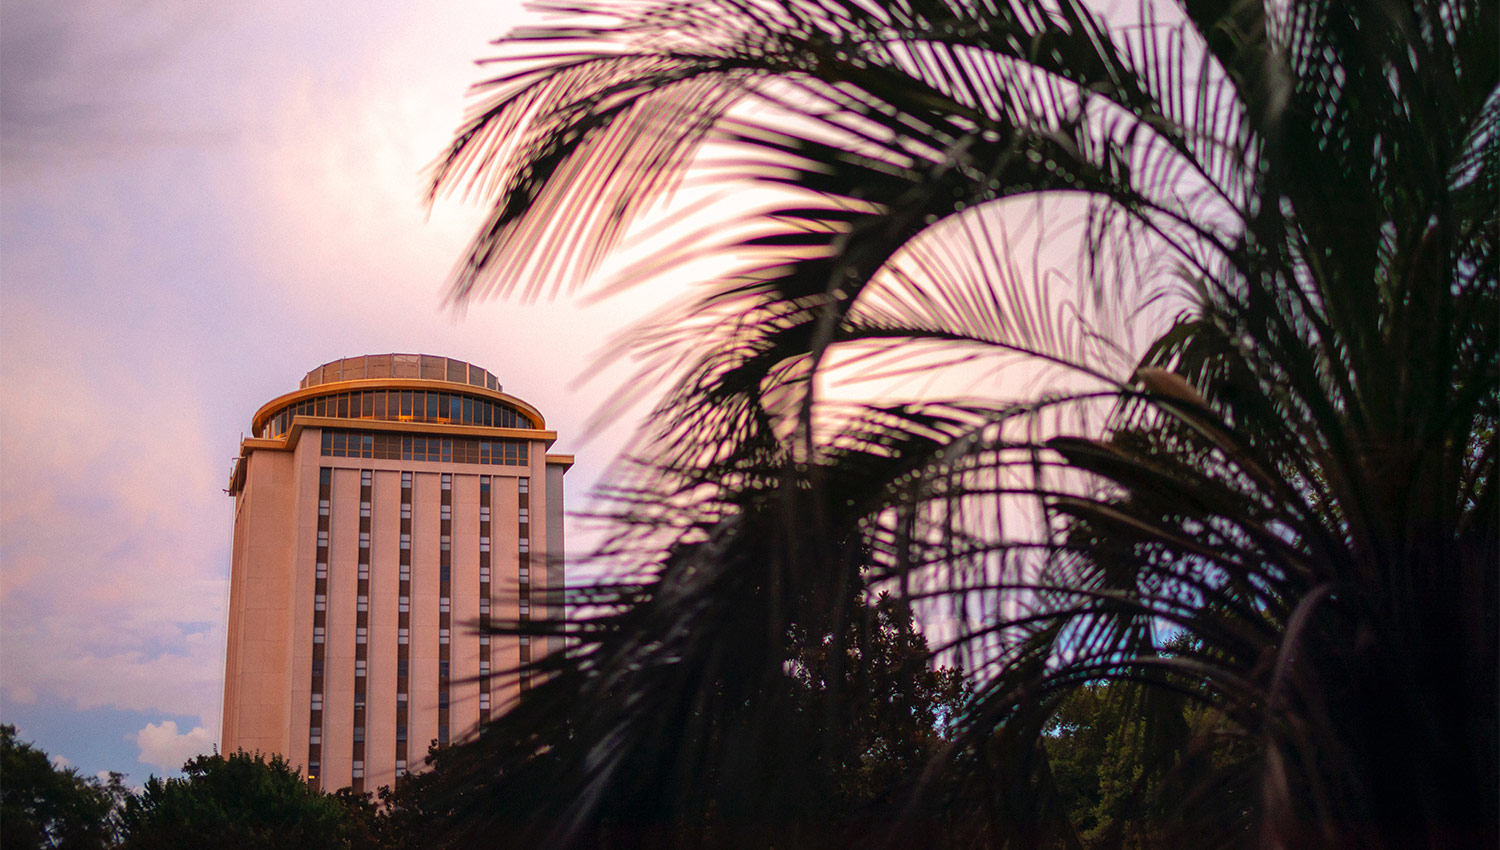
[220,354,570,792]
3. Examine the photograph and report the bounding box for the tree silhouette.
[429,1,1497,847]
[118,752,379,850]
[1,725,125,850]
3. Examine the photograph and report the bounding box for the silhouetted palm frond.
[426,1,1498,847]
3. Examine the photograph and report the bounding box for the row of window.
[320,430,530,466]
[317,622,521,642]
[309,469,533,787]
[262,389,533,438]
[309,759,399,783]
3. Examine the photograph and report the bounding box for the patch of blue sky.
[1,696,206,785]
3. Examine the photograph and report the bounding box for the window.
[480,506,490,522]
[400,533,411,550]
[395,762,407,778]
[360,501,370,517]
[356,627,367,644]
[479,693,491,710]
[308,762,320,780]
[314,594,326,611]
[398,628,409,645]
[440,566,450,582]
[400,504,411,519]
[396,726,407,742]
[397,690,407,703]
[441,505,452,520]
[312,627,325,644]
[479,635,490,646]
[351,761,364,779]
[518,478,529,495]
[479,566,491,581]
[519,507,530,524]
[353,695,365,710]
[316,562,328,579]
[312,658,324,675]
[357,563,369,580]
[519,539,530,554]
[519,600,531,617]
[355,660,367,677]
[479,539,490,553]
[398,596,409,612]
[311,694,323,711]
[439,597,451,613]
[439,628,450,645]
[360,470,371,486]
[479,598,491,614]
[438,692,450,709]
[309,728,322,745]
[441,474,452,490]
[519,635,531,647]
[440,534,451,551]
[317,531,329,546]
[357,595,368,612]
[401,471,412,487]
[318,499,330,516]
[438,725,449,744]
[359,532,370,547]
[519,566,530,583]
[399,564,411,581]
[353,727,365,743]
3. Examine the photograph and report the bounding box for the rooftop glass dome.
[252,354,542,439]
[300,354,501,391]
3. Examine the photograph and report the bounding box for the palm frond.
[423,0,1499,847]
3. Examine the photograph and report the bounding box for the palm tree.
[424,1,1497,847]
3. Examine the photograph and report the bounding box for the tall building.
[221,354,570,792]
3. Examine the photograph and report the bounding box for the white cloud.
[0,0,670,780]
[134,721,214,773]
[51,754,72,769]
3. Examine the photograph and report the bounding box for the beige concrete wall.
[492,474,521,704]
[450,475,481,740]
[320,467,361,785]
[284,436,322,772]
[363,469,402,790]
[545,460,567,662]
[221,448,298,757]
[407,471,441,759]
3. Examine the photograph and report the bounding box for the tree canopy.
[117,752,380,850]
[1,725,126,850]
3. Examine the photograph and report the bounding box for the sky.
[0,0,680,784]
[0,0,1178,789]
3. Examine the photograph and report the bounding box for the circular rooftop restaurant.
[254,354,544,440]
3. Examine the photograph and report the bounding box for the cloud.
[134,721,214,773]
[0,301,229,732]
[0,0,666,782]
[51,754,72,769]
[0,0,234,176]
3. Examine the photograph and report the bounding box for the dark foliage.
[1,725,125,850]
[427,0,1498,847]
[117,751,380,850]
